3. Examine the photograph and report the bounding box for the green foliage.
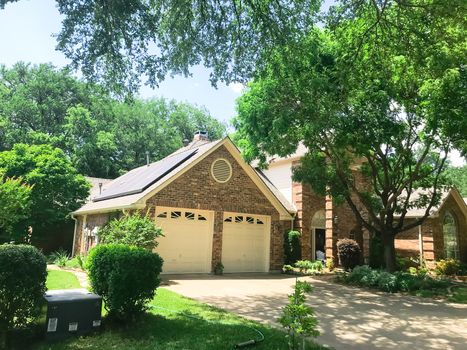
[213,262,224,275]
[325,258,335,271]
[86,244,163,319]
[234,1,465,272]
[340,265,450,294]
[282,264,295,273]
[337,239,361,270]
[0,177,32,242]
[435,259,461,276]
[279,280,319,350]
[0,64,226,178]
[443,165,467,196]
[0,144,90,243]
[284,230,302,265]
[294,260,323,275]
[51,0,320,94]
[0,244,47,347]
[98,213,163,251]
[49,249,69,267]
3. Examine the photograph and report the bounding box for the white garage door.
[154,207,214,273]
[222,213,270,273]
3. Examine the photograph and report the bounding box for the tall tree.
[235,2,465,271]
[0,64,226,178]
[0,144,90,243]
[1,0,321,94]
[0,176,32,242]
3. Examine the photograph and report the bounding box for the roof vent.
[211,158,232,183]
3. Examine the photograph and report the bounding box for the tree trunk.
[381,232,396,272]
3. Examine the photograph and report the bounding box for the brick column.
[325,195,335,261]
[211,211,224,272]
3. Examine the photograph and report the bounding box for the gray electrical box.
[43,289,102,339]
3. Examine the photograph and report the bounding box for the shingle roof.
[255,168,296,213]
[74,139,222,215]
[394,187,466,218]
[84,177,113,202]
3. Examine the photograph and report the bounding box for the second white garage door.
[222,213,270,273]
[154,207,214,273]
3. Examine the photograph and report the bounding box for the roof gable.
[74,137,294,220]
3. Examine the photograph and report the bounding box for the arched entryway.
[311,210,326,261]
[443,211,459,259]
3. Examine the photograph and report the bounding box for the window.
[157,212,167,218]
[224,216,232,222]
[235,216,243,223]
[246,216,255,224]
[256,219,264,225]
[171,211,181,219]
[198,214,207,221]
[443,212,459,259]
[211,158,232,183]
[185,212,195,220]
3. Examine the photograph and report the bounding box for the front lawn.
[31,288,325,350]
[448,287,467,304]
[46,270,81,290]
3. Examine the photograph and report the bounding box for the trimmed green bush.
[435,259,461,276]
[98,213,163,250]
[86,244,163,319]
[284,230,301,265]
[337,238,361,270]
[0,244,47,348]
[340,265,450,294]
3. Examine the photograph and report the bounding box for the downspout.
[418,224,423,267]
[71,215,78,257]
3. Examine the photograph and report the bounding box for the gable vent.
[211,158,232,183]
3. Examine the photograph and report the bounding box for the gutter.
[71,215,78,257]
[418,224,424,267]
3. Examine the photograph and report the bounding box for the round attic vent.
[211,158,232,183]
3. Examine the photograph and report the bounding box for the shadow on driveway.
[163,274,467,350]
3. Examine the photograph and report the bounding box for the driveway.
[162,274,467,350]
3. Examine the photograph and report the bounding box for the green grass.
[46,270,81,290]
[448,287,467,303]
[32,288,326,350]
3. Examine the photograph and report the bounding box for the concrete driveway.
[162,274,467,350]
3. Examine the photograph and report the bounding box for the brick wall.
[395,195,467,264]
[144,145,289,271]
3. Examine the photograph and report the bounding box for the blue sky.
[0,0,463,165]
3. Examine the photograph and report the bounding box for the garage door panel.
[222,213,270,273]
[155,207,213,273]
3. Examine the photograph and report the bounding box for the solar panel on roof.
[93,148,198,202]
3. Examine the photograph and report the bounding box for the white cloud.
[448,149,466,167]
[229,82,244,94]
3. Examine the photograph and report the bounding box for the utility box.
[43,289,102,339]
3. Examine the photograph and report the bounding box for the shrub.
[341,265,451,294]
[294,260,323,274]
[282,264,295,274]
[326,257,335,271]
[49,248,69,267]
[0,244,47,347]
[98,213,163,250]
[435,259,461,276]
[337,238,361,270]
[279,280,319,350]
[284,230,301,265]
[86,244,163,319]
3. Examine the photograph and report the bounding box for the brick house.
[72,134,295,273]
[73,134,467,272]
[262,149,467,265]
